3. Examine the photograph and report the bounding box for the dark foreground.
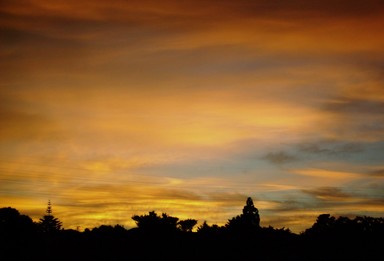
[2,217,383,260]
[1,202,383,260]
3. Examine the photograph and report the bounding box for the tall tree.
[38,200,62,233]
[242,197,260,227]
[226,197,260,231]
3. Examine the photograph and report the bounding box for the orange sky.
[1,0,384,232]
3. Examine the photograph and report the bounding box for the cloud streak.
[263,151,298,165]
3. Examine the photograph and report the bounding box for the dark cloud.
[317,97,384,140]
[302,187,351,200]
[300,186,384,209]
[298,141,363,156]
[369,169,384,177]
[261,185,384,217]
[363,197,384,206]
[2,0,383,86]
[2,0,380,18]
[267,187,384,221]
[263,151,298,165]
[2,0,383,37]
[271,199,311,212]
[150,189,202,201]
[324,98,384,115]
[215,0,384,20]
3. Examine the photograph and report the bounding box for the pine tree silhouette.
[38,200,62,233]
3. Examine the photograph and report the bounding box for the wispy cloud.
[323,98,384,115]
[302,187,352,201]
[263,151,298,165]
[291,168,362,180]
[297,141,363,156]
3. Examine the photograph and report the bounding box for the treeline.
[1,198,383,260]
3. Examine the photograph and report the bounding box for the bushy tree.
[132,211,179,232]
[0,207,34,237]
[303,214,384,237]
[178,219,198,232]
[303,214,336,237]
[197,221,222,234]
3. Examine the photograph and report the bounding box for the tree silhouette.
[132,211,179,232]
[196,221,223,235]
[226,197,260,232]
[0,207,34,237]
[178,219,198,232]
[1,202,384,260]
[303,214,335,236]
[38,200,62,233]
[303,214,384,238]
[242,197,260,227]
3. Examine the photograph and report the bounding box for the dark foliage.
[38,215,62,233]
[177,218,198,232]
[132,211,179,233]
[37,200,62,233]
[226,197,260,234]
[1,198,383,260]
[300,214,384,260]
[0,207,35,237]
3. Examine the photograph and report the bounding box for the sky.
[1,0,384,233]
